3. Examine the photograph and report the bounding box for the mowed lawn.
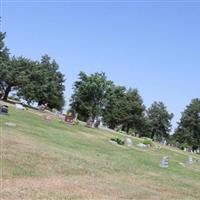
[0,103,200,200]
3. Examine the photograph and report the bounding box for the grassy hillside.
[1,102,200,200]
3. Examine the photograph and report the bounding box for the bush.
[110,137,124,145]
[74,120,80,126]
[179,143,189,150]
[8,95,20,101]
[143,139,153,146]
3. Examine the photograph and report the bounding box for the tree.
[0,32,10,98]
[122,88,146,134]
[18,55,65,110]
[103,85,129,129]
[147,101,173,141]
[70,71,112,121]
[0,56,33,101]
[174,98,200,149]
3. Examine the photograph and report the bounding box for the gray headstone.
[86,117,93,127]
[0,105,8,114]
[109,140,117,145]
[125,137,132,147]
[160,156,169,168]
[187,156,193,165]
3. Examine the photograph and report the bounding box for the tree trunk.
[3,85,11,101]
[122,124,126,132]
[126,124,130,134]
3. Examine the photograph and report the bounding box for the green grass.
[1,102,200,200]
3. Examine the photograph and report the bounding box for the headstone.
[188,147,192,152]
[52,108,58,115]
[109,140,117,145]
[64,114,74,124]
[160,156,169,168]
[187,156,193,165]
[125,137,132,147]
[0,105,8,114]
[59,114,65,121]
[161,138,167,145]
[5,122,16,127]
[15,104,25,110]
[38,104,46,112]
[94,117,101,128]
[86,117,93,128]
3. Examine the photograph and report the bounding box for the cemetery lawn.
[1,102,200,200]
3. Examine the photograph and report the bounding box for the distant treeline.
[0,32,199,149]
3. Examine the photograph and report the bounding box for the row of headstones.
[110,137,150,148]
[184,148,200,154]
[160,156,196,168]
[86,117,102,128]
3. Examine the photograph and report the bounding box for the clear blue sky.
[1,1,200,130]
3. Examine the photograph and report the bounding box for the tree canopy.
[0,32,65,110]
[103,85,128,129]
[147,101,174,141]
[174,98,200,149]
[0,32,10,97]
[123,89,146,134]
[18,55,65,110]
[70,71,112,121]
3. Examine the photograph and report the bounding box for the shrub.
[8,95,20,101]
[110,137,124,145]
[74,120,80,126]
[143,139,153,146]
[179,143,189,150]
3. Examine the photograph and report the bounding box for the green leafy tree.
[19,55,65,110]
[0,55,33,101]
[103,85,129,129]
[70,71,111,121]
[0,33,65,109]
[147,101,173,141]
[0,32,10,98]
[174,98,200,149]
[122,89,146,134]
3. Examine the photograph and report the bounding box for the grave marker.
[160,156,169,168]
[0,105,8,114]
[187,156,193,165]
[125,137,132,147]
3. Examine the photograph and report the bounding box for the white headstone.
[125,137,132,147]
[184,148,187,152]
[15,104,25,110]
[5,122,16,127]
